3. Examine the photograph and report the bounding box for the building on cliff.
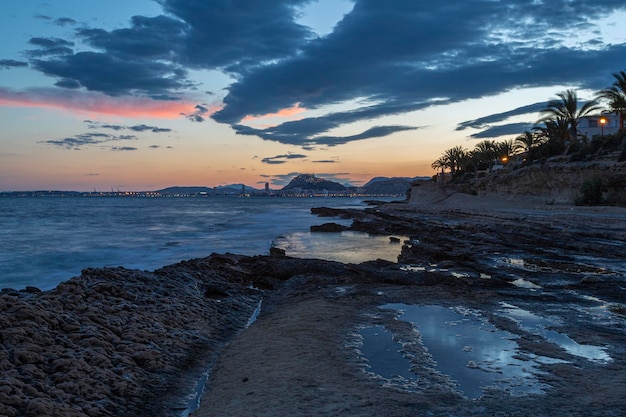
[579,112,621,138]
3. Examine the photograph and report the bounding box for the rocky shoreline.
[2,196,626,416]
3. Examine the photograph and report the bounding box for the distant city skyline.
[1,1,625,191]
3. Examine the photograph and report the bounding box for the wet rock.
[269,246,286,257]
[310,222,348,232]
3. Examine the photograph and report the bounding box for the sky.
[1,0,625,191]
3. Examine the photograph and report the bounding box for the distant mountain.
[214,184,264,193]
[158,184,263,195]
[158,186,213,195]
[281,174,346,191]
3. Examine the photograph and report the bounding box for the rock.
[269,247,286,256]
[310,222,348,232]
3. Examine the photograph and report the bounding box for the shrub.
[574,177,604,206]
[619,142,626,162]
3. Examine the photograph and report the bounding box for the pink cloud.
[0,87,220,119]
[242,102,306,122]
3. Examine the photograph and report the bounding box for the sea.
[0,195,405,291]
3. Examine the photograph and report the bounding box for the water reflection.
[359,325,416,380]
[498,303,611,363]
[273,231,407,263]
[359,304,549,398]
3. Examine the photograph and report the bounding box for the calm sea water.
[0,196,402,291]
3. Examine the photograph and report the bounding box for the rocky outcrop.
[469,159,626,205]
[0,261,264,417]
[310,222,349,232]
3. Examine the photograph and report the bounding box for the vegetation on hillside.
[432,69,626,180]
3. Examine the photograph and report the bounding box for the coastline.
[2,194,625,416]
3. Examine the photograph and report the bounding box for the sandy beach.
[2,188,625,416]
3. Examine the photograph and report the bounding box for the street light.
[599,116,607,136]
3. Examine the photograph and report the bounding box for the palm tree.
[496,139,515,159]
[534,117,570,145]
[514,131,541,154]
[431,157,447,174]
[597,70,626,132]
[540,89,601,142]
[471,140,497,170]
[442,145,467,175]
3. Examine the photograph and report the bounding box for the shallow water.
[498,303,611,363]
[360,304,549,398]
[273,231,407,264]
[359,325,416,380]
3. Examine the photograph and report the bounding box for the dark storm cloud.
[211,0,626,143]
[0,59,28,69]
[261,153,307,164]
[469,123,535,139]
[156,0,313,70]
[456,103,548,131]
[31,51,191,98]
[76,16,186,60]
[234,122,418,146]
[312,125,418,147]
[22,1,626,144]
[27,37,74,56]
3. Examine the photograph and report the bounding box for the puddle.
[272,231,408,263]
[359,325,416,381]
[498,303,611,363]
[360,304,549,398]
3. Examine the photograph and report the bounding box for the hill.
[281,174,346,191]
[158,185,263,195]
